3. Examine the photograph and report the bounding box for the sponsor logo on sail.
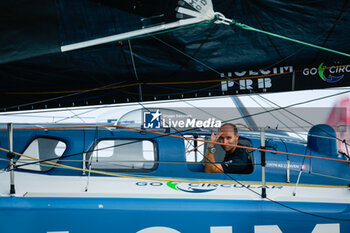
[318,62,345,83]
[303,62,349,83]
[220,66,293,92]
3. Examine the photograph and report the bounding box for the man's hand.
[209,129,223,148]
[205,128,224,173]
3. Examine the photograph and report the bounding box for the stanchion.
[7,123,15,195]
[260,127,266,198]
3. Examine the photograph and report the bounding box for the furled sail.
[0,0,349,111]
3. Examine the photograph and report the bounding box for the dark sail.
[0,0,349,111]
[0,0,60,64]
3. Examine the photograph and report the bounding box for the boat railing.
[1,123,349,198]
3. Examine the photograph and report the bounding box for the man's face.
[219,126,238,153]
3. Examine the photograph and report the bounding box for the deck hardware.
[286,159,290,183]
[260,127,266,198]
[7,123,15,195]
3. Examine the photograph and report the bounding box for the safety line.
[230,21,350,57]
[0,152,347,188]
[0,150,348,189]
[2,156,349,188]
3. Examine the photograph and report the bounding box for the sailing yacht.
[0,0,349,232]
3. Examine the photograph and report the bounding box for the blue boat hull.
[0,197,349,233]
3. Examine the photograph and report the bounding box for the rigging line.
[127,40,143,101]
[94,125,99,163]
[183,100,225,122]
[152,36,221,76]
[279,138,289,161]
[152,35,251,96]
[257,94,350,147]
[310,171,350,182]
[246,2,283,59]
[293,150,307,196]
[163,21,219,79]
[314,0,349,60]
[0,96,149,116]
[83,127,86,175]
[230,21,350,57]
[248,95,305,141]
[54,108,97,123]
[243,9,349,71]
[119,41,135,79]
[255,94,309,132]
[262,191,350,221]
[225,0,346,72]
[13,159,257,165]
[0,114,95,119]
[345,140,350,157]
[272,128,348,140]
[258,162,350,182]
[186,143,204,153]
[68,109,87,123]
[3,79,130,111]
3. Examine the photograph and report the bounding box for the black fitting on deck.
[10,184,15,195]
[7,152,15,159]
[260,146,266,167]
[260,146,266,198]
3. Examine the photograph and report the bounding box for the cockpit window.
[88,139,156,171]
[17,138,67,172]
[186,135,254,174]
[184,135,206,163]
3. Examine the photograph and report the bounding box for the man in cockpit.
[204,123,250,174]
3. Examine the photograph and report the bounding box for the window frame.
[16,136,67,172]
[86,138,158,172]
